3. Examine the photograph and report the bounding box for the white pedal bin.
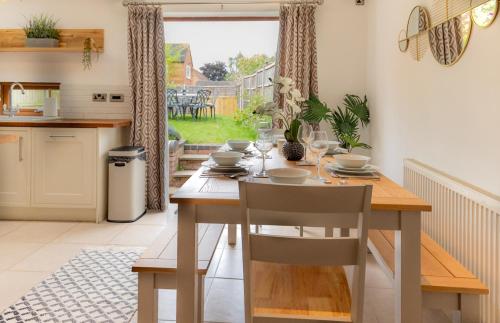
[108,146,146,222]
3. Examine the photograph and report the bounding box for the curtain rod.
[123,0,323,6]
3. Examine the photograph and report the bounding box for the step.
[170,170,197,187]
[179,154,210,161]
[179,154,210,170]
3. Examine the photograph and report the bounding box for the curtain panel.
[275,4,319,120]
[128,5,167,211]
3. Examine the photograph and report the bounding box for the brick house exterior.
[166,43,207,86]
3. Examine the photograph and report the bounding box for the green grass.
[169,116,257,144]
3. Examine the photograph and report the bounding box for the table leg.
[177,203,198,323]
[137,273,158,323]
[228,224,237,245]
[395,211,421,323]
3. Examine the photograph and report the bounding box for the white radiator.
[404,159,500,323]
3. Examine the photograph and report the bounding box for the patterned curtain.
[429,17,464,65]
[128,5,167,211]
[275,4,319,121]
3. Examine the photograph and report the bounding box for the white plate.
[325,163,377,175]
[267,168,311,184]
[329,163,378,171]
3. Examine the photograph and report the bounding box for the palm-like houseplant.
[303,94,371,152]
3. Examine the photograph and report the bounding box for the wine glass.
[298,122,313,164]
[309,131,329,182]
[253,131,273,178]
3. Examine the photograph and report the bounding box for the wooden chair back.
[239,181,372,323]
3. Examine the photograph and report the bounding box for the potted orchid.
[255,76,307,161]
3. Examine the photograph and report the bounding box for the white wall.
[366,0,500,196]
[0,0,130,118]
[316,0,369,141]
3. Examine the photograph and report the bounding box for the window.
[0,82,60,115]
[185,65,192,80]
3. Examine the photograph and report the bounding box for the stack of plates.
[201,161,248,173]
[325,163,378,176]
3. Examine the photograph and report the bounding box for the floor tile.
[214,248,243,279]
[0,270,50,312]
[10,243,92,272]
[110,224,165,247]
[0,222,76,243]
[204,278,244,323]
[55,222,128,244]
[0,221,24,238]
[0,242,43,271]
[365,254,393,289]
[133,208,174,226]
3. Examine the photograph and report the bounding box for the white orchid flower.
[290,88,306,102]
[286,98,302,115]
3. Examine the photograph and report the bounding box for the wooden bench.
[368,230,489,323]
[132,223,225,323]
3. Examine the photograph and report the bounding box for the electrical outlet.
[109,93,125,103]
[92,93,107,102]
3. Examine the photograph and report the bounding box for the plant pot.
[25,38,59,48]
[282,141,304,161]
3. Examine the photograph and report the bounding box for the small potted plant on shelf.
[24,14,60,48]
[255,76,307,161]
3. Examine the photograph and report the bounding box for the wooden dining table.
[171,148,432,323]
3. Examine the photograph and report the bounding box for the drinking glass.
[298,122,314,164]
[309,131,329,182]
[254,131,273,178]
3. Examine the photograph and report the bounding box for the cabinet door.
[0,128,31,207]
[32,128,97,207]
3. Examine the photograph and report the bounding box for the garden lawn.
[169,116,257,144]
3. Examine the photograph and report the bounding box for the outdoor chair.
[189,89,211,119]
[167,88,181,119]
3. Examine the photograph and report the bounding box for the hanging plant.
[82,37,99,70]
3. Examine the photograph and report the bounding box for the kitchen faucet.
[3,82,25,117]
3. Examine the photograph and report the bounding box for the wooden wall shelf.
[0,29,104,53]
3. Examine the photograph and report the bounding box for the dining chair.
[239,181,372,323]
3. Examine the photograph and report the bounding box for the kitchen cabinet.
[0,125,129,222]
[0,128,31,207]
[32,128,97,207]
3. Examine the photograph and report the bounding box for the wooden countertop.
[0,119,132,128]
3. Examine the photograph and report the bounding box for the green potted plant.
[24,14,60,48]
[255,76,306,161]
[303,94,371,152]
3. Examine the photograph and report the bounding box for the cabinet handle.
[19,137,23,162]
[49,135,76,138]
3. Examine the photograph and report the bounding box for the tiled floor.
[0,205,450,323]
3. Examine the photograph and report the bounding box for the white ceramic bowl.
[267,168,311,185]
[227,140,251,151]
[327,141,341,154]
[210,151,243,166]
[335,154,371,169]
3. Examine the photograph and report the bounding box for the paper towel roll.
[43,97,58,117]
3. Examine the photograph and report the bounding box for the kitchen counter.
[0,118,132,128]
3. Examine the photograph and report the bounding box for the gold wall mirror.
[472,0,498,27]
[407,6,429,38]
[399,30,409,52]
[429,12,472,66]
[400,6,429,61]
